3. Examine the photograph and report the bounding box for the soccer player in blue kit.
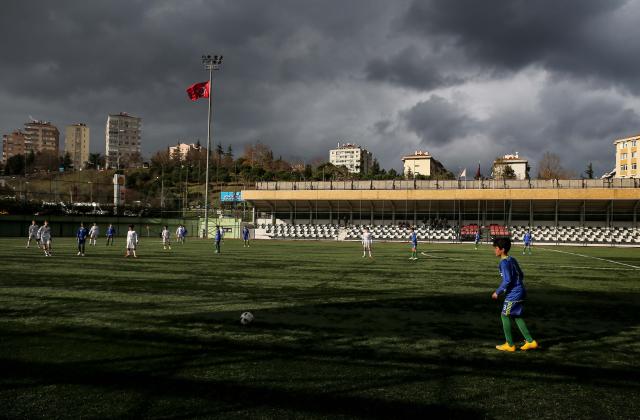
[409,227,418,260]
[214,227,222,254]
[106,224,115,246]
[491,237,538,352]
[77,223,89,256]
[523,230,533,255]
[242,226,250,247]
[474,230,481,250]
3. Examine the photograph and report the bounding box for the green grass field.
[1,237,639,419]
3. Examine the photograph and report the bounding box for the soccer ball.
[240,311,254,325]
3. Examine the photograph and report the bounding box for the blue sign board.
[220,191,243,202]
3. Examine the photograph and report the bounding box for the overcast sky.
[2,0,640,176]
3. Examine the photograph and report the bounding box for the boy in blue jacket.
[491,237,538,352]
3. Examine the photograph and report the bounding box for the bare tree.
[537,151,572,179]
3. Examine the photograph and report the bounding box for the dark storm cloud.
[401,95,477,145]
[402,0,640,93]
[365,46,464,90]
[0,0,639,177]
[398,85,640,176]
[0,0,402,160]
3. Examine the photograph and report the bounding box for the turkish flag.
[186,81,210,101]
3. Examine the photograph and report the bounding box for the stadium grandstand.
[243,178,640,245]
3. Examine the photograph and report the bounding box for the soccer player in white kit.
[161,225,171,250]
[361,227,373,258]
[125,224,139,258]
[88,223,99,246]
[176,225,184,244]
[38,220,52,256]
[27,220,39,248]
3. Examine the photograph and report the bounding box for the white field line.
[551,265,638,271]
[539,247,640,270]
[420,252,466,261]
[420,253,637,271]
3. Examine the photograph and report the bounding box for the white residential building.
[329,143,373,174]
[105,112,142,169]
[492,153,529,180]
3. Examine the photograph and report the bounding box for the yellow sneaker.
[520,340,538,351]
[495,343,516,352]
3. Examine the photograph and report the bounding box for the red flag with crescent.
[186,81,210,101]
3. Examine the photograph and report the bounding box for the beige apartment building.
[329,143,373,174]
[105,112,142,169]
[401,151,448,178]
[614,134,639,178]
[65,123,90,169]
[492,153,529,180]
[2,130,26,163]
[23,120,60,156]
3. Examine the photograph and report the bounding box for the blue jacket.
[77,227,89,241]
[107,227,115,236]
[496,256,526,301]
[524,233,532,244]
[410,232,418,246]
[242,228,250,240]
[215,230,222,241]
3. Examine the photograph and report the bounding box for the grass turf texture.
[1,238,639,419]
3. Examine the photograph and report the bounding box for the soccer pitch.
[1,238,639,419]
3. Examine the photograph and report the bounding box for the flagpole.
[202,54,223,239]
[204,64,212,239]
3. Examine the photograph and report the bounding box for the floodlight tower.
[201,54,223,238]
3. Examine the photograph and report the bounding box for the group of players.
[27,220,118,256]
[26,219,537,351]
[26,220,252,259]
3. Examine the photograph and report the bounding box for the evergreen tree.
[371,158,381,176]
[585,162,594,179]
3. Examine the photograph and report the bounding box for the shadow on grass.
[1,289,639,418]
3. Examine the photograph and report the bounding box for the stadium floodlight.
[201,53,223,239]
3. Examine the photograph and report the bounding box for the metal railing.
[254,178,640,191]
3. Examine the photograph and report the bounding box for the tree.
[62,152,73,170]
[371,159,381,176]
[26,150,35,173]
[242,144,255,165]
[124,151,143,168]
[87,153,104,169]
[502,165,517,180]
[4,154,25,175]
[215,143,224,165]
[34,151,59,172]
[223,145,234,169]
[405,168,413,179]
[537,151,572,179]
[585,162,594,179]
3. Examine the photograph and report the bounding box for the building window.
[621,164,627,171]
[633,152,637,158]
[622,153,627,159]
[633,163,637,170]
[633,140,637,147]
